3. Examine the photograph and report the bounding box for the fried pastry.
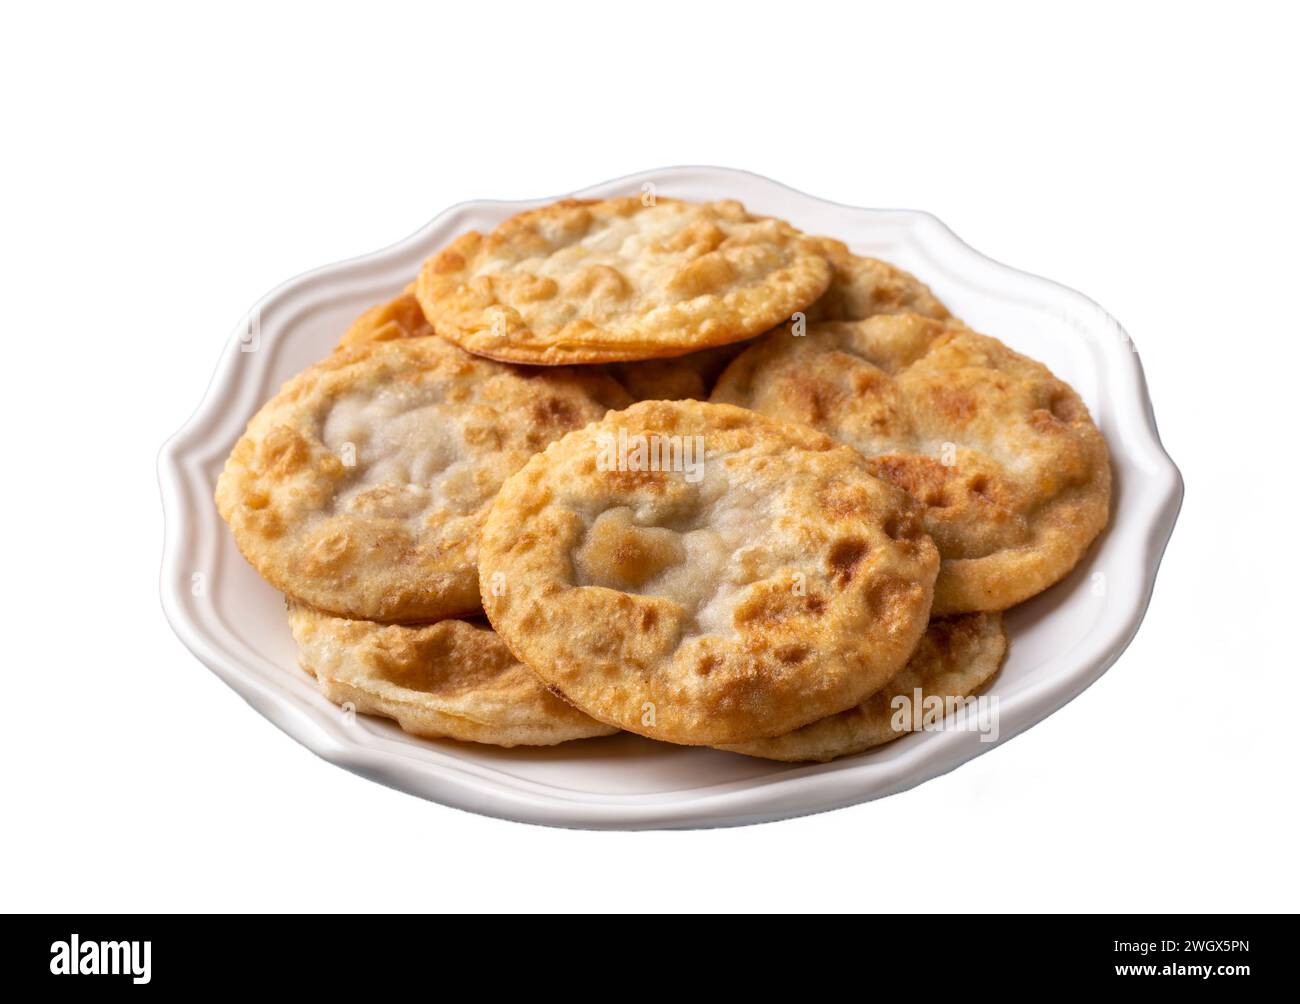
[288,603,616,747]
[711,314,1110,613]
[623,242,943,401]
[478,400,939,746]
[803,237,950,323]
[721,612,1005,762]
[335,287,433,350]
[605,341,751,402]
[416,198,831,365]
[216,335,630,622]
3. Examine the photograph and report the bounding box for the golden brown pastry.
[416,198,831,364]
[712,313,1110,613]
[216,335,629,621]
[479,400,940,746]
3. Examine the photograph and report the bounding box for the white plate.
[158,166,1182,829]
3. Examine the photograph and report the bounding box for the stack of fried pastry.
[216,196,1110,762]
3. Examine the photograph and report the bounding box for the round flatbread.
[216,335,630,622]
[803,237,950,323]
[479,400,940,746]
[721,612,1005,762]
[711,313,1110,613]
[336,287,432,350]
[416,197,831,365]
[288,603,616,747]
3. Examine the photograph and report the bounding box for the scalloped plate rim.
[157,165,1182,829]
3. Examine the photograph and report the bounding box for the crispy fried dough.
[416,198,831,365]
[604,341,752,402]
[288,603,616,747]
[336,288,433,350]
[711,314,1110,613]
[721,612,1005,762]
[803,237,950,323]
[216,336,629,621]
[479,400,939,746]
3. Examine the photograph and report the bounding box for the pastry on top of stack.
[413,197,832,365]
[478,400,940,746]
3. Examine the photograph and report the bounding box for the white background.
[2,1,1296,913]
